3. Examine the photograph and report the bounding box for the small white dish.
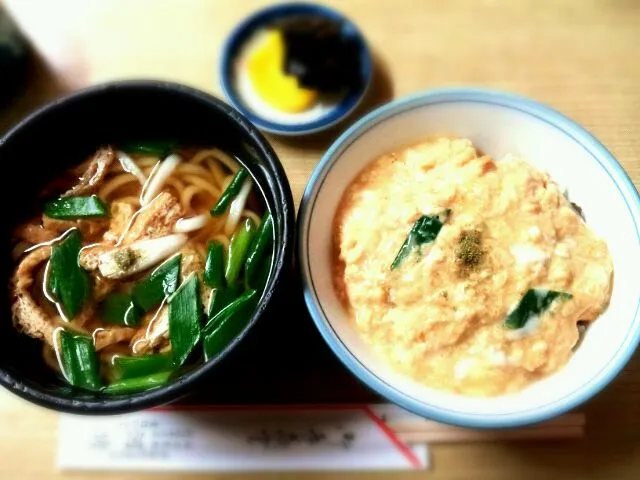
[298,88,640,428]
[219,3,373,136]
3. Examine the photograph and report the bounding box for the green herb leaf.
[121,140,178,157]
[168,273,202,366]
[204,240,225,288]
[207,284,242,318]
[131,254,181,311]
[203,289,258,361]
[110,354,173,381]
[99,293,142,327]
[504,288,573,330]
[44,195,108,219]
[48,230,91,319]
[245,212,273,285]
[225,217,257,286]
[203,288,258,336]
[252,253,272,294]
[103,371,172,395]
[210,169,249,215]
[390,210,450,270]
[58,330,101,390]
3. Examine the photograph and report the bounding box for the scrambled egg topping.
[334,138,613,396]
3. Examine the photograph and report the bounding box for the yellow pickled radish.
[245,30,318,113]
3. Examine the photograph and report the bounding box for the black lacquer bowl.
[0,81,295,413]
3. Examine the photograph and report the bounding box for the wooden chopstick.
[397,426,584,443]
[389,413,585,444]
[388,413,585,433]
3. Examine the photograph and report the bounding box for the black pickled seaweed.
[275,15,363,93]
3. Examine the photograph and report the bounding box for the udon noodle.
[10,144,273,394]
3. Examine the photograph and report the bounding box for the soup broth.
[10,143,274,394]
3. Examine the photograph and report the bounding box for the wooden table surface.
[1,0,639,478]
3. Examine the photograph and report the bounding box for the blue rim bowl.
[0,81,295,413]
[219,2,373,136]
[298,87,640,428]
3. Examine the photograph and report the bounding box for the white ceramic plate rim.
[217,2,373,136]
[298,87,640,428]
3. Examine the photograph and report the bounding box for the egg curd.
[333,138,613,396]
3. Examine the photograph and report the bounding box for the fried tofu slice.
[79,201,137,271]
[62,146,115,198]
[11,247,56,345]
[121,192,183,244]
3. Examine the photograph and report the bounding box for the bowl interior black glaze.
[0,81,294,413]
